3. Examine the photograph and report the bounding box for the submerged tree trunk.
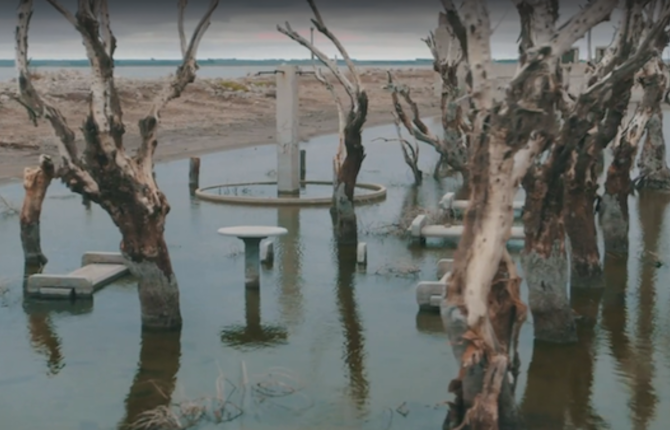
[20,155,55,268]
[442,134,528,429]
[564,77,634,282]
[637,111,670,190]
[112,205,182,330]
[331,94,368,246]
[601,58,664,254]
[521,170,576,344]
[564,177,602,282]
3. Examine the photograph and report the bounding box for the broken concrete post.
[276,65,300,196]
[189,157,200,193]
[409,214,427,245]
[416,280,447,312]
[439,192,455,211]
[357,242,367,266]
[260,240,274,266]
[437,258,454,280]
[300,149,306,182]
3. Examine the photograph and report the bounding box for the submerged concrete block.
[439,192,455,210]
[81,251,127,266]
[357,242,367,266]
[416,280,446,312]
[409,214,427,238]
[260,240,274,265]
[437,259,454,280]
[27,263,129,299]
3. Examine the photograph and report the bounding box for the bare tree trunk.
[331,95,368,246]
[111,204,181,330]
[20,155,55,267]
[564,77,635,282]
[600,150,634,254]
[601,58,664,254]
[521,169,576,344]
[637,110,670,189]
[564,177,602,281]
[442,134,528,429]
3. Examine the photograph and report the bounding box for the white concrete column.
[276,65,300,196]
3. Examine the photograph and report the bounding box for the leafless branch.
[14,0,99,195]
[384,72,442,150]
[584,6,670,102]
[136,0,220,171]
[178,0,188,57]
[512,0,618,88]
[306,0,361,91]
[314,68,347,166]
[440,0,468,61]
[277,2,361,110]
[97,0,115,57]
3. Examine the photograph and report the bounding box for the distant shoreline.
[0,58,525,68]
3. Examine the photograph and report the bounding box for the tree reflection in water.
[334,244,369,416]
[22,264,85,376]
[119,329,181,429]
[521,278,606,428]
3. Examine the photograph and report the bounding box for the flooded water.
[1,120,670,430]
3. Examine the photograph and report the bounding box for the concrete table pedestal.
[218,226,288,289]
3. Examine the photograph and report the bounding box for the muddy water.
[1,121,670,429]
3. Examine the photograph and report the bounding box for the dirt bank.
[0,68,439,185]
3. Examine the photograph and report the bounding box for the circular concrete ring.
[195,180,387,207]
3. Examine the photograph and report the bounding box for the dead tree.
[438,0,654,426]
[277,0,368,246]
[562,1,670,281]
[601,54,669,254]
[514,0,579,345]
[519,1,670,344]
[636,59,670,189]
[373,113,423,186]
[20,155,56,268]
[386,9,470,181]
[14,0,219,330]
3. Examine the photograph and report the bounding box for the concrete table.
[218,226,288,289]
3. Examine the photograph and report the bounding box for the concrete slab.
[81,251,126,266]
[27,263,129,299]
[416,280,447,312]
[218,226,288,239]
[420,225,525,241]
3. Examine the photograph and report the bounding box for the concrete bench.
[26,252,130,299]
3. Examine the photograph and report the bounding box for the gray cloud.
[0,0,620,60]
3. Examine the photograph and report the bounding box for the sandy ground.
[0,68,439,184]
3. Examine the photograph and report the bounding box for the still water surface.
[1,121,670,429]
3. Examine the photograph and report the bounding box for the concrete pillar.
[242,237,262,289]
[276,65,300,196]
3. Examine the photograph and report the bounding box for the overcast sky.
[0,0,628,61]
